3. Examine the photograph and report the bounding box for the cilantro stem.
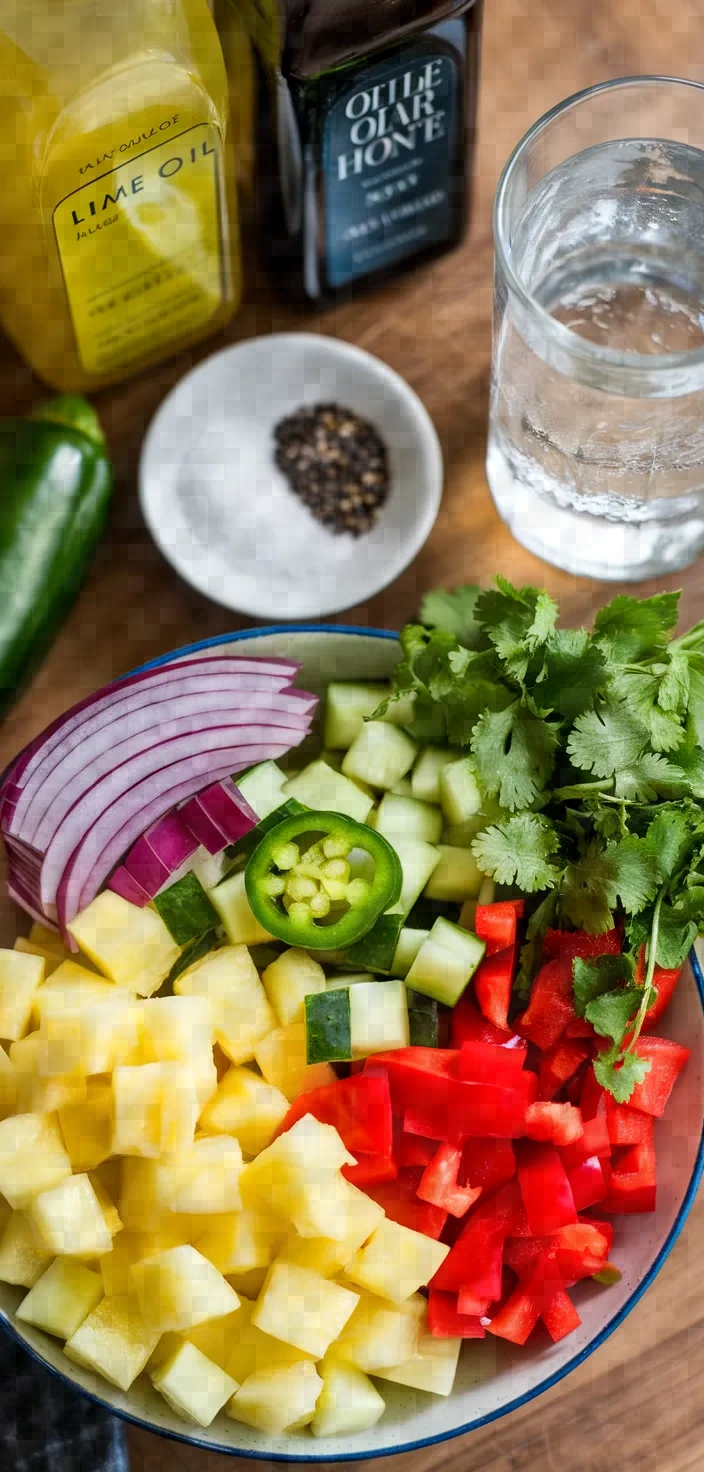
[623,882,665,1058]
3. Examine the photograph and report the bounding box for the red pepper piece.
[460,1137,516,1193]
[364,1168,448,1239]
[561,1114,611,1167]
[564,1017,597,1040]
[580,1066,607,1121]
[456,1287,492,1316]
[367,1048,458,1117]
[458,1039,528,1086]
[524,1101,584,1147]
[542,1287,582,1342]
[543,928,621,962]
[342,1154,398,1186]
[605,1101,654,1147]
[517,1141,578,1235]
[502,1235,549,1275]
[580,1215,614,1252]
[642,965,682,1029]
[427,1288,486,1339]
[432,1180,526,1293]
[279,1071,392,1157]
[553,1221,610,1279]
[566,1155,607,1211]
[474,900,525,956]
[398,1131,438,1169]
[404,1070,537,1142]
[603,1139,657,1214]
[451,994,515,1048]
[537,1039,593,1101]
[417,1142,483,1218]
[516,958,576,1051]
[485,1278,544,1345]
[473,946,515,1031]
[626,1037,690,1117]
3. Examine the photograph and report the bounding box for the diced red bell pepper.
[486,1283,542,1345]
[524,1101,584,1147]
[543,928,621,962]
[427,1288,486,1339]
[538,1039,593,1101]
[404,1070,537,1142]
[473,946,516,1032]
[474,899,525,956]
[605,1101,654,1147]
[626,1037,690,1117]
[364,1168,448,1239]
[368,1048,458,1117]
[580,1067,607,1121]
[579,1215,614,1252]
[451,994,515,1048]
[398,1131,439,1168]
[460,1137,516,1193]
[566,1155,607,1211]
[516,958,576,1051]
[279,1071,393,1158]
[502,1235,548,1275]
[643,966,682,1029]
[561,1114,611,1166]
[542,1287,582,1342]
[553,1222,610,1280]
[456,1286,492,1316]
[432,1180,527,1293]
[342,1154,398,1186]
[459,1038,528,1086]
[564,1017,597,1040]
[517,1142,578,1235]
[603,1139,657,1214]
[455,1236,505,1309]
[417,1142,483,1218]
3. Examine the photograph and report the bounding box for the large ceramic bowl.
[1,625,703,1462]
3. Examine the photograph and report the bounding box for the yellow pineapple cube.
[344,1218,450,1303]
[118,1158,193,1237]
[100,1233,137,1299]
[151,1339,238,1427]
[240,1115,355,1239]
[220,1296,312,1381]
[32,965,116,1029]
[64,1294,161,1390]
[193,1209,284,1275]
[373,1305,462,1396]
[141,995,217,1111]
[253,1019,335,1102]
[17,1257,103,1339]
[252,1260,359,1358]
[175,947,275,1066]
[0,1112,71,1208]
[88,1174,122,1237]
[67,891,180,996]
[147,1136,243,1216]
[261,948,326,1027]
[38,994,143,1078]
[112,1062,199,1158]
[0,949,44,1041]
[130,1244,240,1333]
[58,1078,113,1171]
[311,1357,385,1437]
[198,1065,288,1156]
[227,1360,323,1434]
[14,932,66,976]
[0,1046,17,1120]
[0,1210,53,1286]
[334,1290,423,1371]
[30,1174,114,1258]
[10,1035,87,1114]
[184,1305,246,1372]
[280,1183,383,1278]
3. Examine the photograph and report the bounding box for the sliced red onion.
[108,866,153,907]
[180,780,257,855]
[119,812,198,896]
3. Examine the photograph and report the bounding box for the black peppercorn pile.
[273,403,390,536]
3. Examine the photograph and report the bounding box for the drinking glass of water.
[487,76,704,579]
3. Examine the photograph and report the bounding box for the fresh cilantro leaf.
[593,592,680,663]
[608,669,684,753]
[643,809,694,879]
[684,664,704,746]
[670,742,704,800]
[514,890,559,996]
[654,903,697,968]
[567,701,648,779]
[471,814,561,892]
[471,703,560,811]
[419,586,487,649]
[593,1049,652,1104]
[614,753,678,801]
[573,953,635,1016]
[475,579,558,683]
[561,836,660,931]
[586,983,653,1047]
[658,651,690,714]
[532,629,608,721]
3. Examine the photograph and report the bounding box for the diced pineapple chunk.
[209,871,274,947]
[225,1266,269,1300]
[217,1296,311,1382]
[193,1209,284,1275]
[30,1174,113,1258]
[374,1312,462,1396]
[67,892,180,996]
[311,1357,385,1437]
[281,1179,383,1279]
[14,932,66,976]
[10,1035,87,1114]
[38,993,143,1079]
[0,1047,17,1120]
[184,1303,247,1372]
[0,949,44,1041]
[17,1258,103,1340]
[32,967,117,1029]
[198,1065,288,1156]
[130,1244,239,1333]
[175,946,275,1067]
[0,1112,71,1208]
[345,1219,449,1303]
[118,1158,193,1236]
[0,1211,53,1286]
[65,1294,161,1390]
[100,1233,138,1299]
[151,1339,238,1427]
[240,1115,355,1238]
[252,1260,359,1359]
[227,1360,323,1435]
[253,1019,335,1102]
[112,1062,199,1158]
[141,995,217,1112]
[261,949,326,1027]
[88,1174,122,1237]
[334,1290,422,1371]
[145,1136,243,1216]
[58,1078,113,1172]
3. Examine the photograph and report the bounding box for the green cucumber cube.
[386,839,441,917]
[305,989,352,1063]
[375,794,443,847]
[390,927,429,979]
[152,872,220,947]
[345,914,405,974]
[348,979,410,1057]
[381,691,417,729]
[167,929,218,985]
[283,760,374,822]
[439,759,482,827]
[342,723,417,793]
[410,748,454,805]
[405,917,486,1006]
[424,845,484,902]
[324,684,390,750]
[209,870,273,946]
[406,991,439,1048]
[237,761,287,819]
[326,972,375,989]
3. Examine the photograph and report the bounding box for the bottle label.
[322,36,460,288]
[53,122,229,377]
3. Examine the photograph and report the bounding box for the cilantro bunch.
[378,579,704,1099]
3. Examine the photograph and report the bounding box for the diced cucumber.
[345,914,405,974]
[324,684,390,750]
[375,794,443,847]
[424,845,484,902]
[209,870,273,946]
[440,759,482,826]
[326,972,375,989]
[458,878,496,931]
[381,691,417,729]
[227,799,308,861]
[405,917,485,1006]
[237,761,287,819]
[386,839,441,917]
[407,990,439,1047]
[152,872,220,947]
[390,927,429,979]
[305,988,352,1063]
[283,760,374,822]
[348,979,409,1057]
[342,723,417,793]
[411,748,454,805]
[191,848,231,892]
[390,778,413,798]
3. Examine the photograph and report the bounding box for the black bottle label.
[322,19,461,289]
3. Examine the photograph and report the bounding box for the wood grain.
[1,0,703,1464]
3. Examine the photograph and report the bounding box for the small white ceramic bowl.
[1,625,703,1463]
[139,335,443,620]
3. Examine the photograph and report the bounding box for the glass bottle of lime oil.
[0,0,244,391]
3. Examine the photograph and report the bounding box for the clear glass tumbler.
[487,76,704,580]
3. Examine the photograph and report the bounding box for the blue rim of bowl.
[2,623,703,1461]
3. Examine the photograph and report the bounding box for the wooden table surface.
[2,0,704,1467]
